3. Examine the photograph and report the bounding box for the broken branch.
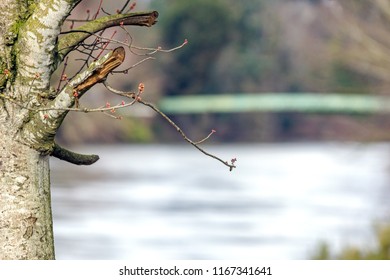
[51,143,99,165]
[58,11,159,59]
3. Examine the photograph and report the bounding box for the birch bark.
[0,0,157,259]
[0,0,79,260]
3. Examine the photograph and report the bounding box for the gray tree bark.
[0,0,158,259]
[0,131,54,259]
[0,0,76,260]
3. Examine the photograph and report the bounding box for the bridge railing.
[159,93,390,114]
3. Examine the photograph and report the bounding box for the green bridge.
[159,93,390,114]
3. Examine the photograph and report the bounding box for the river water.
[50,143,390,259]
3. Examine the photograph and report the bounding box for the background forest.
[49,0,390,260]
[56,0,390,144]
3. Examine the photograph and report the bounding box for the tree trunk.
[0,128,54,259]
[0,0,159,259]
[0,0,73,260]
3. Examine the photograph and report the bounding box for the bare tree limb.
[54,46,125,109]
[17,47,126,155]
[51,143,99,165]
[58,11,159,59]
[103,82,237,170]
[138,99,237,171]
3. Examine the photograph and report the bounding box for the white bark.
[0,0,71,260]
[0,0,156,259]
[0,0,125,259]
[14,0,75,105]
[0,126,54,259]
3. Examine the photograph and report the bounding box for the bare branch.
[1,90,136,114]
[112,56,155,73]
[74,47,125,93]
[120,0,133,14]
[138,99,237,171]
[194,130,216,145]
[54,46,125,109]
[51,143,99,165]
[58,11,159,59]
[130,39,189,55]
[103,82,237,171]
[17,47,126,155]
[103,81,136,98]
[3,79,237,170]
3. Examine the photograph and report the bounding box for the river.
[50,143,390,259]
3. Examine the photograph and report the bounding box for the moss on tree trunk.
[0,129,54,259]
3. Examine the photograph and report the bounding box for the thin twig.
[120,0,132,14]
[112,56,155,73]
[1,86,236,171]
[57,57,69,92]
[96,30,117,58]
[194,129,216,145]
[3,13,230,170]
[59,30,187,56]
[103,81,236,170]
[103,81,136,98]
[94,0,104,20]
[138,99,236,171]
[0,92,136,113]
[131,39,188,54]
[100,7,111,16]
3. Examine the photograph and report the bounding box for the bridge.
[159,93,390,114]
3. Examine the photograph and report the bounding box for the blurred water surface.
[51,143,390,259]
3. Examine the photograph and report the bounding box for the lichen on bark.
[15,0,74,94]
[0,127,54,259]
[1,0,159,259]
[0,0,74,260]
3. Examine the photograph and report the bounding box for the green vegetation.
[331,64,371,94]
[151,0,374,96]
[153,0,236,95]
[313,225,390,260]
[151,0,270,94]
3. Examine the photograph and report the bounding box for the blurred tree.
[325,0,390,92]
[149,0,278,142]
[146,0,390,142]
[153,0,235,95]
[151,0,271,95]
[212,1,268,93]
